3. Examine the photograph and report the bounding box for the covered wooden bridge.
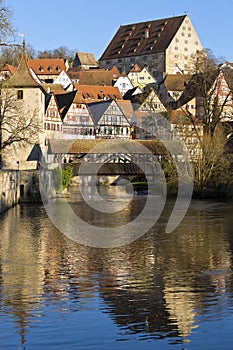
[47,139,171,176]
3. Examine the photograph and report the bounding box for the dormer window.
[39,66,44,72]
[145,29,149,39]
[48,66,52,72]
[56,66,61,72]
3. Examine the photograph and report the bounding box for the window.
[175,46,178,50]
[17,90,23,99]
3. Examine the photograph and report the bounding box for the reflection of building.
[164,284,198,337]
[1,191,233,347]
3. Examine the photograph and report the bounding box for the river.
[0,186,233,349]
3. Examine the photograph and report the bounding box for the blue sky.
[6,0,233,62]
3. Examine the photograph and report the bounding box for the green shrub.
[52,166,73,192]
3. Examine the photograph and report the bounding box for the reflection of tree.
[0,196,233,346]
[95,201,233,340]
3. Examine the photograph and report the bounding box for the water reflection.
[0,189,233,349]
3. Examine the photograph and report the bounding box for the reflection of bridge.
[48,139,168,176]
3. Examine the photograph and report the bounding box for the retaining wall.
[0,170,20,213]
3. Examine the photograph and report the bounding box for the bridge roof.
[48,139,168,155]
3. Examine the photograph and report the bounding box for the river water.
[0,186,233,349]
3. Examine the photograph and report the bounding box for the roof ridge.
[119,14,186,27]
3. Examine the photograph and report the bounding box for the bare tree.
[37,46,77,66]
[174,50,233,196]
[0,0,14,43]
[0,44,35,68]
[0,83,43,168]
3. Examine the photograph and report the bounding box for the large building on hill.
[99,15,203,76]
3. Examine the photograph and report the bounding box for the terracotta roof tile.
[27,58,68,75]
[129,64,142,72]
[1,64,17,75]
[67,66,121,85]
[73,84,123,101]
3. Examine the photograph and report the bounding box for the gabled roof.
[75,52,98,66]
[67,69,116,86]
[27,58,68,75]
[116,99,134,119]
[164,74,193,91]
[7,55,43,89]
[87,100,112,124]
[1,64,17,75]
[73,84,123,100]
[129,63,142,72]
[54,90,77,120]
[99,15,187,60]
[67,66,121,85]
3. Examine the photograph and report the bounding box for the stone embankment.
[0,170,43,213]
[0,170,20,213]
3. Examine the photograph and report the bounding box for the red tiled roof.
[73,84,123,101]
[129,64,142,72]
[1,64,17,75]
[27,58,68,75]
[67,66,121,85]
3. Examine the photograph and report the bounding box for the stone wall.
[19,170,42,203]
[0,170,20,213]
